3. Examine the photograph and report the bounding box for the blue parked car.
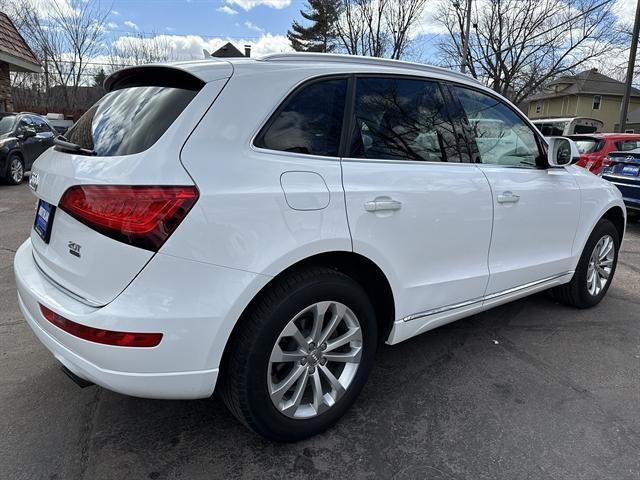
[602,148,640,218]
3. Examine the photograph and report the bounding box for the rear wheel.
[221,267,377,442]
[554,219,619,308]
[5,155,24,185]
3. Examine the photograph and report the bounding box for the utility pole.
[618,0,640,132]
[460,0,472,74]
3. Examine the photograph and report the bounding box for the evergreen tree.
[93,68,107,88]
[287,0,340,53]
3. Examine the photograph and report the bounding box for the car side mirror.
[547,137,580,167]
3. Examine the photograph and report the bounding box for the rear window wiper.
[54,135,96,156]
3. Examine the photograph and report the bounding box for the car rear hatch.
[602,151,640,178]
[28,62,232,306]
[602,151,640,206]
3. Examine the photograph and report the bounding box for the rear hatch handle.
[54,135,96,156]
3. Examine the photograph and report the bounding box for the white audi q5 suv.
[14,53,625,441]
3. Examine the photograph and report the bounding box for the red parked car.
[567,133,640,174]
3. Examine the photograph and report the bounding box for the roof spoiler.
[104,65,206,92]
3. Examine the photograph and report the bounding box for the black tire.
[5,154,24,185]
[221,267,377,442]
[553,218,620,308]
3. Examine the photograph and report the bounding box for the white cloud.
[107,21,118,29]
[225,0,291,11]
[112,10,120,15]
[217,5,239,15]
[244,21,264,32]
[614,0,637,26]
[412,6,448,38]
[410,8,447,38]
[110,33,292,61]
[11,0,77,18]
[124,20,139,30]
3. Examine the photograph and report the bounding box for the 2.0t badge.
[68,241,81,258]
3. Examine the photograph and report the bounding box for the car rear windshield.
[617,140,640,151]
[571,138,602,154]
[64,86,198,156]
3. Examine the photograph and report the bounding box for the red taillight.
[59,185,198,251]
[40,305,162,347]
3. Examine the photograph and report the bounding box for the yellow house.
[527,68,640,132]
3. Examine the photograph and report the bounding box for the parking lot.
[1,180,639,480]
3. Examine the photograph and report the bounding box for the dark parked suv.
[0,112,57,185]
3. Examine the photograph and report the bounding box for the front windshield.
[0,115,16,136]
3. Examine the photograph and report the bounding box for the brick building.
[0,12,41,112]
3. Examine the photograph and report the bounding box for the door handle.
[364,197,402,212]
[497,191,520,204]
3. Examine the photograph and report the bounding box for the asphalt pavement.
[1,180,639,480]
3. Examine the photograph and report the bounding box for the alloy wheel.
[586,234,615,296]
[268,301,363,419]
[10,158,23,184]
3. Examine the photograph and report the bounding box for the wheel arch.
[601,205,625,241]
[3,149,23,176]
[218,251,396,379]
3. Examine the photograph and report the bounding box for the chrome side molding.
[402,271,574,322]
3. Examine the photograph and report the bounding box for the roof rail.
[259,53,479,84]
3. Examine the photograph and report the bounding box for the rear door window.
[65,86,199,156]
[255,78,347,157]
[348,77,460,162]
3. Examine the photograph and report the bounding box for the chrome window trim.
[339,156,480,166]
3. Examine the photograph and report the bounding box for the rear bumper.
[14,239,265,399]
[18,292,218,398]
[602,175,640,211]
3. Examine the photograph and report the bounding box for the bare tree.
[385,0,430,59]
[11,0,109,109]
[336,0,429,59]
[435,0,622,104]
[108,33,176,68]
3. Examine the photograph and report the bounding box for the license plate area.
[621,165,640,176]
[34,199,56,243]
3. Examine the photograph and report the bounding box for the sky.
[104,0,313,57]
[108,0,299,44]
[101,0,445,59]
[14,0,639,70]
[96,0,638,64]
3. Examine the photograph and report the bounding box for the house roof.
[0,12,41,73]
[529,68,640,100]
[211,42,245,58]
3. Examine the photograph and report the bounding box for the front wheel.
[5,155,24,185]
[554,218,620,308]
[221,267,377,441]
